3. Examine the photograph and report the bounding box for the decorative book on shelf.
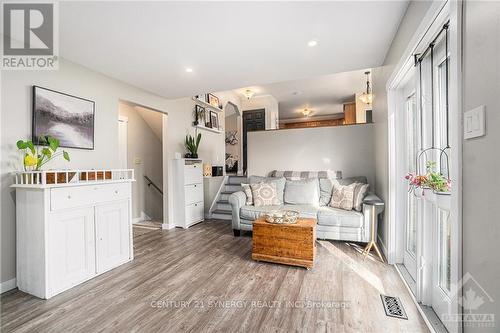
[12,169,135,186]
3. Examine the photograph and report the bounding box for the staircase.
[211,175,247,220]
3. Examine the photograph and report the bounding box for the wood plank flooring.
[0,220,429,332]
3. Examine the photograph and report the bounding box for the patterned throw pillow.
[353,183,370,212]
[241,183,253,205]
[329,183,357,211]
[250,183,280,207]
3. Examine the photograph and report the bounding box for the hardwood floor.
[1,220,429,332]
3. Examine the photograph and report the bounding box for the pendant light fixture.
[359,71,373,105]
[243,89,255,100]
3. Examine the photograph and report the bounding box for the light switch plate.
[134,157,142,165]
[464,105,485,140]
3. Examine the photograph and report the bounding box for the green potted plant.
[17,136,70,171]
[185,132,201,159]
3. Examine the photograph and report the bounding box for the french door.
[404,92,419,283]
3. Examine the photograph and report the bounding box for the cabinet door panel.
[184,164,203,185]
[184,184,203,205]
[48,207,96,296]
[96,200,130,273]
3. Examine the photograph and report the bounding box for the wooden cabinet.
[173,159,204,228]
[343,102,357,124]
[14,180,133,299]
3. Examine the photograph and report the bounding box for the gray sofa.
[229,175,384,243]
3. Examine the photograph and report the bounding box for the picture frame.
[32,86,95,150]
[208,93,220,108]
[196,94,207,103]
[210,111,219,130]
[194,105,205,125]
[205,111,212,128]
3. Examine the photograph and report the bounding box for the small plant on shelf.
[17,136,70,171]
[185,132,201,159]
[405,161,451,195]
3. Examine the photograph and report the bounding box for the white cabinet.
[48,207,96,296]
[14,180,133,299]
[173,159,204,228]
[96,200,130,273]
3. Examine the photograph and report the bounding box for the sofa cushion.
[239,204,318,221]
[240,205,282,220]
[284,178,320,205]
[319,178,334,206]
[241,183,253,205]
[353,183,370,211]
[250,183,280,206]
[330,183,357,210]
[317,207,364,228]
[337,176,368,186]
[249,176,286,203]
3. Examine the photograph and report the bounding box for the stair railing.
[144,175,163,195]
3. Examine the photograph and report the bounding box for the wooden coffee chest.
[252,217,316,269]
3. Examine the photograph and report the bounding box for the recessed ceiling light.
[292,91,302,96]
[307,40,318,47]
[185,67,193,73]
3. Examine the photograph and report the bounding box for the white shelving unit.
[195,124,222,134]
[192,97,224,134]
[192,97,223,113]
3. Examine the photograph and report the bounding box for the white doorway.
[118,100,167,230]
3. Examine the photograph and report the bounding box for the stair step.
[212,209,231,215]
[217,202,231,210]
[225,184,243,192]
[228,176,248,185]
[211,212,232,220]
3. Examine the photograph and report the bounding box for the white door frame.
[118,115,128,170]
[118,100,172,230]
[386,1,462,332]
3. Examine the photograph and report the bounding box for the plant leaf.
[47,136,59,151]
[42,147,52,158]
[26,141,35,155]
[63,151,70,161]
[16,140,27,149]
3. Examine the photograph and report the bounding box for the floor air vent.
[380,295,408,320]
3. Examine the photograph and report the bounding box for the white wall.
[372,1,432,248]
[241,94,279,130]
[462,1,500,329]
[119,102,163,221]
[0,59,229,287]
[247,124,376,187]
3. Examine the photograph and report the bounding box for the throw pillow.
[250,183,280,207]
[241,183,253,205]
[284,178,320,205]
[329,183,357,211]
[249,176,286,204]
[319,178,334,206]
[353,183,370,212]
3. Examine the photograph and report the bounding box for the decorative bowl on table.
[265,210,299,224]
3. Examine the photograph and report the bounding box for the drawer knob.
[115,190,119,194]
[67,195,71,199]
[194,185,197,187]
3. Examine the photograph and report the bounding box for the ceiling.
[236,69,371,119]
[57,1,408,99]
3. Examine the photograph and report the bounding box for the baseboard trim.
[0,278,17,293]
[133,211,152,224]
[162,223,175,230]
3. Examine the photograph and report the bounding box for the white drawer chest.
[172,159,204,228]
[12,170,134,299]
